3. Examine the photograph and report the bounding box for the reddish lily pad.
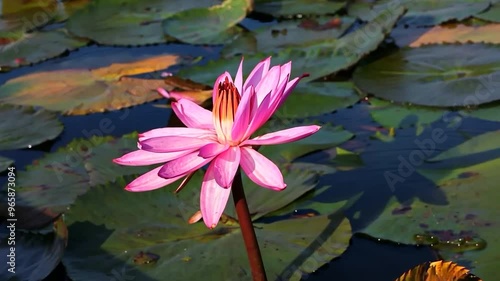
[62,174,352,281]
[0,54,185,115]
[395,260,483,281]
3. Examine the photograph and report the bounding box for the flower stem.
[232,169,267,281]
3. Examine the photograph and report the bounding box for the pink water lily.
[114,57,320,229]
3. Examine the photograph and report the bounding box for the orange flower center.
[213,77,240,144]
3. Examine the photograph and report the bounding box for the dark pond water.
[1,15,497,281]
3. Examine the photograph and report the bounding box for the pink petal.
[231,85,255,142]
[125,166,184,192]
[172,99,214,129]
[276,74,308,109]
[212,71,233,102]
[113,149,194,166]
[243,57,271,90]
[243,75,288,139]
[199,142,228,158]
[200,161,232,229]
[158,150,214,179]
[234,57,244,95]
[139,127,215,141]
[157,87,170,99]
[278,62,292,86]
[255,65,281,105]
[240,147,286,191]
[140,136,214,153]
[213,147,241,188]
[242,125,321,146]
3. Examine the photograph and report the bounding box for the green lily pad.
[0,218,67,281]
[63,175,352,281]
[350,0,490,26]
[0,105,63,151]
[0,54,184,115]
[221,16,356,57]
[464,104,500,122]
[427,130,500,163]
[353,44,500,107]
[178,5,405,84]
[275,82,359,119]
[0,0,57,36]
[254,0,346,17]
[362,133,500,280]
[66,0,220,46]
[0,156,14,173]
[0,133,150,229]
[0,29,89,68]
[368,98,447,135]
[475,2,500,22]
[162,0,250,45]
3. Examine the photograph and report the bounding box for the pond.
[1,1,499,280]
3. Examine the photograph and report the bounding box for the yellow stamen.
[213,77,240,143]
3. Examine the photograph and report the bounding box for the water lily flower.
[114,57,320,228]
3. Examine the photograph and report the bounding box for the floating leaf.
[66,0,220,45]
[353,44,500,107]
[221,16,356,57]
[254,0,346,17]
[178,5,405,84]
[427,130,500,163]
[0,0,57,35]
[393,23,500,47]
[62,175,351,281]
[0,54,184,115]
[368,98,446,135]
[351,0,490,26]
[395,260,483,281]
[0,217,67,281]
[362,136,500,280]
[162,0,250,45]
[0,133,150,229]
[464,104,500,122]
[275,82,359,118]
[0,156,13,173]
[0,105,63,151]
[0,29,89,68]
[475,2,500,22]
